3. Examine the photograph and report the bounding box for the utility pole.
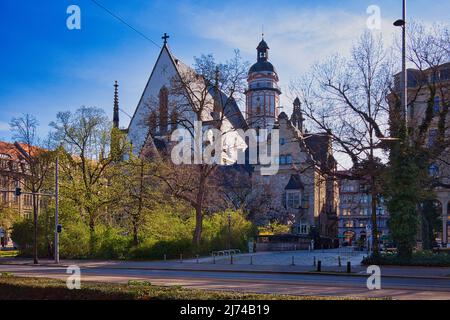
[54,156,59,264]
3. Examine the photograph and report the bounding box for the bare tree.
[10,114,54,264]
[150,51,249,249]
[291,31,394,256]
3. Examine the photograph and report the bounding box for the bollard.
[250,255,253,265]
[317,260,322,272]
[196,254,199,264]
[213,255,216,264]
[291,256,295,266]
[230,254,233,265]
[338,256,341,267]
[347,261,351,273]
[164,254,166,261]
[180,254,183,263]
[313,256,316,266]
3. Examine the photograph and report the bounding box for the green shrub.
[362,250,450,266]
[11,206,254,260]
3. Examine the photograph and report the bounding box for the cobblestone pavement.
[195,248,367,267]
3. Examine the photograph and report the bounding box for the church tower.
[291,97,304,133]
[245,36,281,129]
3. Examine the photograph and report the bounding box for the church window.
[279,155,286,165]
[149,111,157,134]
[280,138,286,145]
[159,87,169,133]
[170,110,178,132]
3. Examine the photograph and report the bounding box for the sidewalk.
[1,256,450,280]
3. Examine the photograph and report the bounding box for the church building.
[121,34,338,242]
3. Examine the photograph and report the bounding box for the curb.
[1,261,449,280]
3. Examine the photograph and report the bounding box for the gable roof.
[285,174,304,190]
[128,44,248,155]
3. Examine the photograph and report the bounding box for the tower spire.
[291,97,304,133]
[113,81,119,128]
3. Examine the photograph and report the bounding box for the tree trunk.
[132,219,139,247]
[192,203,203,251]
[370,176,379,257]
[89,216,95,256]
[32,193,39,264]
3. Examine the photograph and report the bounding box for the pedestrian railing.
[211,249,241,256]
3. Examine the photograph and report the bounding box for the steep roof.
[304,133,330,165]
[129,44,248,156]
[0,141,42,161]
[284,174,305,190]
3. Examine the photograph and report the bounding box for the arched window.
[159,87,169,133]
[170,110,178,132]
[149,111,157,134]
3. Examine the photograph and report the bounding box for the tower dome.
[245,36,281,129]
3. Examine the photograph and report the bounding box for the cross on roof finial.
[162,33,170,45]
[262,25,264,39]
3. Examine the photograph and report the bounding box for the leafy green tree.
[50,106,127,255]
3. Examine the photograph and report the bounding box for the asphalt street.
[1,264,450,299]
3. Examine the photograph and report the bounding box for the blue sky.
[1,0,449,142]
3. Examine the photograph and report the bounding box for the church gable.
[127,43,247,157]
[127,45,183,154]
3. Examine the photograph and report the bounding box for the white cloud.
[0,121,9,132]
[179,4,398,110]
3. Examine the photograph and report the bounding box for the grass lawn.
[0,275,371,300]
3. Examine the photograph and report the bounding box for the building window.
[299,224,308,234]
[280,138,286,145]
[170,110,178,132]
[359,208,368,215]
[159,87,169,133]
[360,194,370,204]
[433,96,440,114]
[286,192,300,209]
[149,111,157,134]
[428,128,438,147]
[429,163,439,177]
[341,209,351,216]
[286,154,292,164]
[344,220,354,228]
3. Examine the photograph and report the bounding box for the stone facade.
[337,176,389,247]
[0,141,33,219]
[391,62,450,245]
[126,36,339,241]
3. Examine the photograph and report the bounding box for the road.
[1,264,450,299]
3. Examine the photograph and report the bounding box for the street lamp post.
[228,212,232,250]
[54,155,60,264]
[394,0,407,129]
